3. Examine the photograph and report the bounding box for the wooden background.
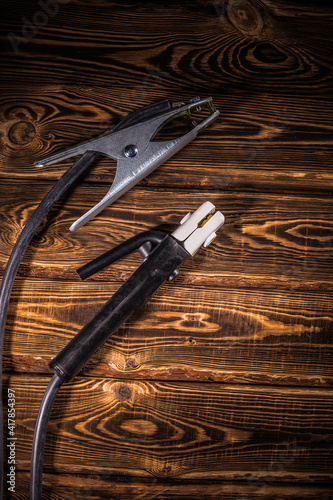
[0,0,332,498]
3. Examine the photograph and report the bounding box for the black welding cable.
[0,150,99,498]
[30,373,63,500]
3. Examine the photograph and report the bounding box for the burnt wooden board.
[3,374,333,481]
[0,87,332,195]
[0,0,332,92]
[3,278,333,387]
[0,180,332,288]
[0,0,332,497]
[10,471,333,500]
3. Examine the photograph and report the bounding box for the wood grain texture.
[3,278,333,387]
[0,0,332,92]
[9,471,333,500]
[0,0,332,496]
[0,180,332,288]
[3,374,333,481]
[0,86,332,194]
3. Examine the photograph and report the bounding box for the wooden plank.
[1,1,332,497]
[0,86,332,194]
[3,374,333,481]
[3,278,333,387]
[0,1,332,92]
[0,180,332,288]
[11,471,333,500]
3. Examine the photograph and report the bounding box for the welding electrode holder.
[49,202,225,383]
[49,233,187,382]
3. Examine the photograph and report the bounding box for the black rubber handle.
[112,100,171,132]
[50,236,188,382]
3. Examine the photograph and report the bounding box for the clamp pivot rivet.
[124,144,138,158]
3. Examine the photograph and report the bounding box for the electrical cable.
[30,373,63,500]
[0,150,99,499]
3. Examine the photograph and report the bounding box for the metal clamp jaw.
[35,97,219,232]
